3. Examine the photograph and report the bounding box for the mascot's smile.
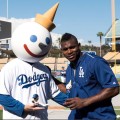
[24,44,48,58]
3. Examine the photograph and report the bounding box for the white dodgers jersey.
[0,58,60,119]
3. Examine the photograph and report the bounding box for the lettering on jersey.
[79,67,84,77]
[17,72,48,88]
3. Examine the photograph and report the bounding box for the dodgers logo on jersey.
[79,67,84,77]
[17,72,48,88]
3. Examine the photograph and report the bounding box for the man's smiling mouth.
[24,44,48,58]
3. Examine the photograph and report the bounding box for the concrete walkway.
[48,99,70,119]
[112,94,120,106]
[48,94,120,119]
[48,109,70,120]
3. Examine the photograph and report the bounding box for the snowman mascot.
[0,3,68,120]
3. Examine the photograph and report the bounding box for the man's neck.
[70,52,83,69]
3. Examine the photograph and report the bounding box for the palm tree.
[88,40,91,51]
[97,32,104,56]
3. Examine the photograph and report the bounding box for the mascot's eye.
[46,37,51,45]
[30,35,37,42]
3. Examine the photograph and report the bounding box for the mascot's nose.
[39,43,47,49]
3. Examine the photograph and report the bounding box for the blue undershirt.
[0,94,24,117]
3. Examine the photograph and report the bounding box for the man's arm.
[52,75,66,93]
[64,87,119,110]
[0,94,44,117]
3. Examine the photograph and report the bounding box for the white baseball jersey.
[0,58,60,119]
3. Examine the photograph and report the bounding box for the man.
[60,33,119,120]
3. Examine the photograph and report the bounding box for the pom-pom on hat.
[35,2,59,31]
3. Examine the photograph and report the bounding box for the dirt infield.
[0,106,3,110]
[48,106,65,109]
[0,105,65,110]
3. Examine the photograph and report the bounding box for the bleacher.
[0,58,8,70]
[0,57,69,71]
[40,57,69,70]
[103,52,120,77]
[103,52,120,62]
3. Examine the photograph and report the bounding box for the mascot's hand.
[24,103,45,112]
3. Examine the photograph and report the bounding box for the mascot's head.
[11,3,59,63]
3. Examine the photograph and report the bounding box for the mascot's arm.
[46,65,66,93]
[52,75,66,93]
[52,92,68,106]
[0,94,24,117]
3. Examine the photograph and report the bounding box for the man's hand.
[64,87,119,110]
[24,103,45,112]
[63,97,87,110]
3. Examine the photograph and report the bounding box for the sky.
[0,0,120,46]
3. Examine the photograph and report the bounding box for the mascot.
[0,3,68,119]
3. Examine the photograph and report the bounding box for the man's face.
[61,39,80,62]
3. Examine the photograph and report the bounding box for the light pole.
[7,0,8,19]
[6,0,9,57]
[111,0,116,51]
[111,0,116,74]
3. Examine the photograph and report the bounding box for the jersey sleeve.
[50,78,61,98]
[52,92,68,106]
[0,94,24,117]
[94,58,119,88]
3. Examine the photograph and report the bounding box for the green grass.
[117,78,120,82]
[115,110,120,115]
[114,106,120,109]
[115,110,120,120]
[0,109,120,119]
[0,110,3,120]
[114,107,120,115]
